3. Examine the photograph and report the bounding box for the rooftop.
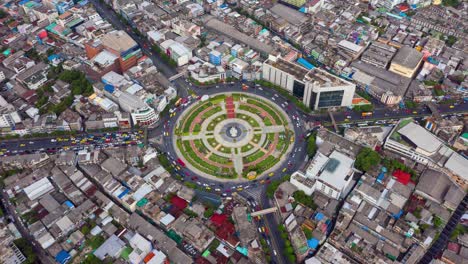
[316,150,354,190]
[101,30,138,53]
[265,58,309,80]
[397,122,441,154]
[270,4,308,26]
[391,46,423,69]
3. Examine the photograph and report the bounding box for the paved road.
[89,0,190,99]
[242,190,288,264]
[0,191,55,263]
[419,195,468,263]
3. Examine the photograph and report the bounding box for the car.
[258,228,262,233]
[346,115,352,119]
[177,158,186,167]
[271,97,275,101]
[268,172,274,177]
[19,143,25,147]
[206,187,211,190]
[260,180,265,184]
[273,250,277,256]
[413,111,418,114]
[282,168,287,172]
[51,139,57,142]
[237,187,243,191]
[450,105,455,108]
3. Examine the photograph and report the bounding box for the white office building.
[290,150,355,200]
[262,56,355,110]
[110,90,159,127]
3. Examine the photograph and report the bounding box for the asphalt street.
[89,0,190,99]
[419,195,468,264]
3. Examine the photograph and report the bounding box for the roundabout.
[173,92,295,181]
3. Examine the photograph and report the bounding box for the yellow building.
[389,46,423,78]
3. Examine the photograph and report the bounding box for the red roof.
[399,4,410,12]
[170,196,188,210]
[210,214,227,226]
[447,242,460,253]
[392,170,411,185]
[143,252,155,263]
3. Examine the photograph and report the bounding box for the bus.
[175,98,182,107]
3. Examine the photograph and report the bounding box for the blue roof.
[297,58,315,70]
[48,54,60,61]
[314,212,324,221]
[299,7,306,13]
[376,172,385,183]
[236,246,248,256]
[55,250,71,264]
[118,188,130,199]
[64,201,74,208]
[307,238,320,249]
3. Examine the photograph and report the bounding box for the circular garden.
[173,92,294,180]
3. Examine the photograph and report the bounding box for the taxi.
[268,172,274,177]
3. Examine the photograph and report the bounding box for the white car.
[258,87,263,90]
[271,97,275,101]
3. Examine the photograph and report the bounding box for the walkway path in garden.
[225,96,235,118]
[232,148,243,175]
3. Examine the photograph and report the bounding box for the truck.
[362,112,373,117]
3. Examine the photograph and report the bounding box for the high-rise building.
[85,31,141,73]
[262,56,355,110]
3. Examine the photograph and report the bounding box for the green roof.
[462,133,468,140]
[120,247,133,260]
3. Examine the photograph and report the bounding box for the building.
[85,31,141,73]
[93,235,126,260]
[209,50,222,66]
[337,40,366,59]
[23,177,54,201]
[168,42,192,67]
[15,62,49,90]
[102,85,158,127]
[291,150,355,200]
[389,46,423,78]
[281,0,307,7]
[360,42,397,69]
[262,56,355,110]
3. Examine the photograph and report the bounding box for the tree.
[303,228,313,239]
[266,175,290,198]
[81,225,91,235]
[355,147,381,172]
[433,215,444,228]
[203,207,214,218]
[0,9,8,19]
[14,238,37,264]
[442,0,460,7]
[293,191,317,209]
[306,132,317,158]
[81,254,103,264]
[445,35,457,47]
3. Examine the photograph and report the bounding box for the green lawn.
[244,150,266,163]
